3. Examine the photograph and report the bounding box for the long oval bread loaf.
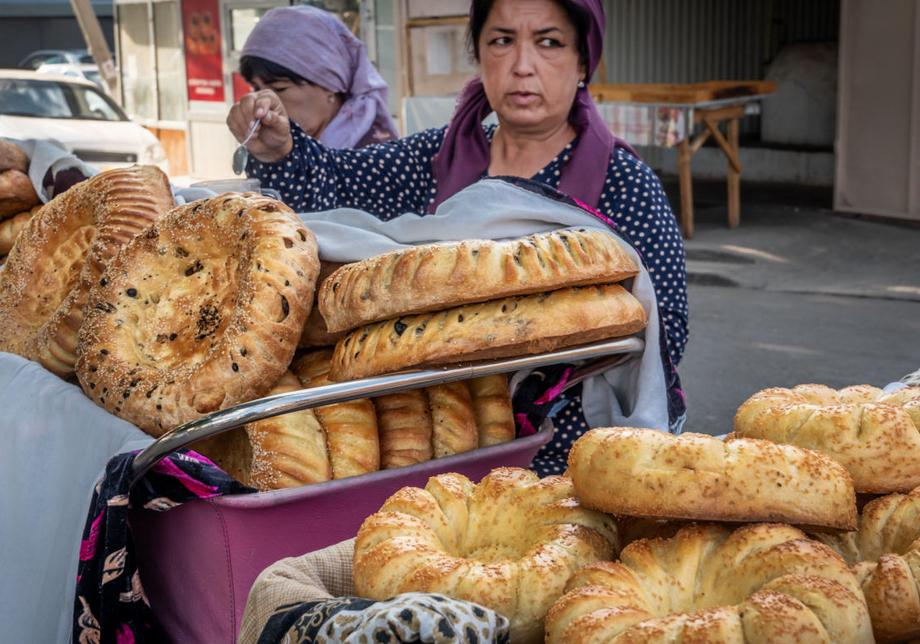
[734,384,920,493]
[568,427,857,530]
[319,228,639,332]
[330,283,646,381]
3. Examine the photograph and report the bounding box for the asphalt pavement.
[662,180,920,435]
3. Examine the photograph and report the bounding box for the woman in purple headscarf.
[230,0,688,475]
[228,5,398,149]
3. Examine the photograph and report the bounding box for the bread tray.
[129,335,644,485]
[128,336,643,642]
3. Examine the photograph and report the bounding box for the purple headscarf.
[242,5,398,148]
[431,0,631,211]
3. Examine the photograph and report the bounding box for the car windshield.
[0,78,127,121]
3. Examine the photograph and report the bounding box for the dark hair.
[239,55,312,85]
[466,0,590,67]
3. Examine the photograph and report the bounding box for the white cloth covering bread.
[810,485,920,642]
[734,384,920,493]
[319,228,639,333]
[76,193,319,436]
[292,349,380,479]
[545,523,873,644]
[353,468,619,643]
[568,427,857,530]
[330,283,646,381]
[0,166,173,376]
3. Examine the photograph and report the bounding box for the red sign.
[182,0,225,102]
[232,72,253,103]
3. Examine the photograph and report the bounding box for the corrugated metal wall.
[603,0,839,83]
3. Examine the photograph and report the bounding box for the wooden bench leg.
[678,137,694,239]
[727,117,741,228]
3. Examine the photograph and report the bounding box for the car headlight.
[142,142,167,165]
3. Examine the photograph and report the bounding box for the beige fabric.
[239,539,355,644]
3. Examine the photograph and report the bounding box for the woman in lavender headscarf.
[229,0,688,475]
[228,5,397,149]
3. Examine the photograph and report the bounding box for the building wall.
[0,17,115,68]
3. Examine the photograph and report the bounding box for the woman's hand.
[227,90,293,163]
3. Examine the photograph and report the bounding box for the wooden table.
[591,81,776,239]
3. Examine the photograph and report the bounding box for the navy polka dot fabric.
[248,123,689,476]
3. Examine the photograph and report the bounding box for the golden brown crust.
[319,228,639,333]
[0,169,39,218]
[330,283,647,381]
[734,384,920,493]
[298,262,346,348]
[76,193,319,436]
[292,349,379,478]
[427,381,478,458]
[0,166,173,376]
[468,374,515,447]
[568,427,857,530]
[0,140,29,174]
[810,487,920,641]
[353,468,620,643]
[373,390,433,469]
[190,371,332,490]
[0,209,35,255]
[545,523,872,644]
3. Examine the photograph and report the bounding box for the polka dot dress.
[249,123,689,476]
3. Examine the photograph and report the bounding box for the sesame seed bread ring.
[810,485,920,641]
[734,384,920,493]
[329,283,647,381]
[319,228,639,333]
[76,193,319,436]
[0,166,173,376]
[353,468,620,643]
[546,523,872,644]
[568,428,857,530]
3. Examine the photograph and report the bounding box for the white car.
[0,69,167,172]
[18,49,105,89]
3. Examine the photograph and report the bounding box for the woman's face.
[251,76,339,138]
[478,0,585,134]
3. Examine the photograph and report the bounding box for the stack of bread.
[354,382,920,643]
[0,141,42,264]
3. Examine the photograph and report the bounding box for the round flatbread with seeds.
[76,193,320,436]
[0,166,173,376]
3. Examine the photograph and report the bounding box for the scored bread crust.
[427,381,479,458]
[0,169,39,218]
[545,523,872,644]
[76,193,319,436]
[0,166,173,376]
[469,374,515,447]
[191,371,332,490]
[810,486,920,642]
[319,228,639,333]
[329,283,647,381]
[353,468,620,643]
[0,206,37,255]
[734,384,920,493]
[568,427,857,530]
[373,390,433,469]
[292,349,379,478]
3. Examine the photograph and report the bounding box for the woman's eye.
[489,36,512,46]
[538,38,563,48]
